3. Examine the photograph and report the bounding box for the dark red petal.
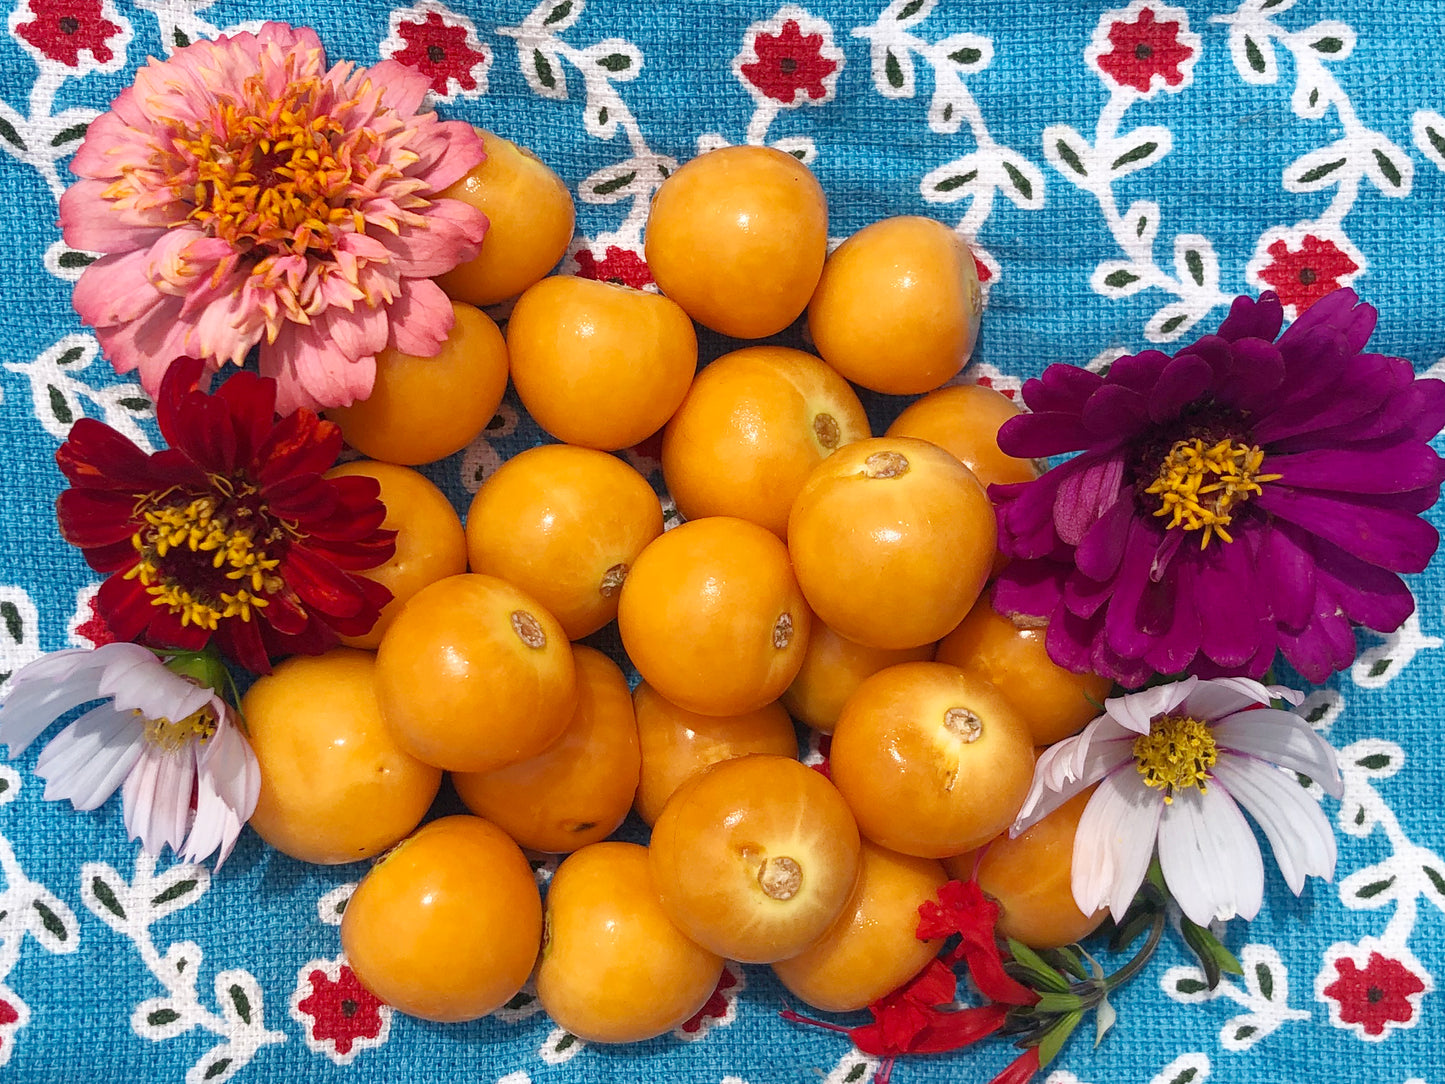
[95,571,154,642]
[257,410,343,485]
[281,547,368,620]
[217,618,273,675]
[154,357,210,450]
[262,591,312,636]
[323,577,393,636]
[214,370,279,463]
[143,607,211,653]
[908,1004,1011,1054]
[988,1046,1042,1084]
[55,418,153,489]
[56,489,138,548]
[304,533,398,572]
[264,473,340,521]
[76,539,142,574]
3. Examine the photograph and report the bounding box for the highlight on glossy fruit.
[649,754,861,963]
[325,461,468,649]
[326,300,508,466]
[808,215,981,394]
[644,145,828,338]
[435,129,576,306]
[341,815,542,1022]
[242,648,442,864]
[787,437,996,650]
[771,839,948,1012]
[375,573,577,772]
[944,788,1107,949]
[633,681,799,826]
[465,444,663,640]
[536,842,725,1043]
[453,646,640,853]
[618,517,811,717]
[829,662,1035,858]
[661,345,871,538]
[935,588,1114,746]
[781,614,935,734]
[885,383,1039,490]
[507,274,698,450]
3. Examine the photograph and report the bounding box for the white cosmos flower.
[1010,675,1342,927]
[0,643,259,868]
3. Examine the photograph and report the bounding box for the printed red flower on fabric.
[54,357,395,675]
[295,963,389,1057]
[574,245,655,290]
[12,0,125,68]
[736,7,843,106]
[385,2,490,100]
[1322,951,1428,1039]
[1088,2,1199,96]
[677,964,741,1037]
[1255,234,1361,316]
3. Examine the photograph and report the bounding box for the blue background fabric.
[1,0,1444,1081]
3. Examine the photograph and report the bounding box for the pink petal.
[60,180,175,253]
[72,250,171,327]
[386,277,454,357]
[367,59,431,116]
[406,121,487,190]
[387,200,489,278]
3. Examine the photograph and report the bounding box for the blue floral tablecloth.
[1,0,1443,1081]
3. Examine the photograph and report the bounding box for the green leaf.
[1037,1008,1082,1068]
[0,116,26,151]
[33,900,66,940]
[1357,752,1392,770]
[1306,702,1329,723]
[56,346,85,366]
[1104,269,1140,289]
[147,1008,180,1027]
[1232,1024,1258,1043]
[50,123,89,147]
[173,27,190,48]
[47,385,73,425]
[1008,938,1072,992]
[1041,946,1090,982]
[1159,313,1189,336]
[1002,161,1033,201]
[0,602,20,644]
[1355,876,1396,899]
[1180,916,1241,989]
[117,397,152,411]
[1423,866,1445,897]
[58,250,96,269]
[152,878,198,907]
[555,1033,576,1052]
[1354,805,1366,826]
[1427,126,1445,161]
[543,0,572,24]
[1372,148,1403,188]
[92,875,125,919]
[1298,157,1347,184]
[592,170,636,196]
[1262,0,1287,7]
[1185,249,1205,286]
[203,1058,232,1081]
[598,53,631,72]
[884,50,905,89]
[228,984,251,1024]
[1245,36,1267,73]
[1033,991,1084,1014]
[897,0,925,19]
[949,46,983,65]
[1255,961,1274,1000]
[533,50,557,89]
[1175,976,1208,995]
[1170,1069,1200,1084]
[1056,140,1086,176]
[597,107,608,126]
[1312,36,1344,53]
[1136,214,1149,238]
[788,147,807,160]
[1309,88,1320,108]
[934,170,978,193]
[1112,141,1158,171]
[843,1065,867,1084]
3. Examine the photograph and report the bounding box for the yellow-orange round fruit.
[772,840,948,1012]
[644,145,827,338]
[453,646,640,853]
[935,589,1114,746]
[885,384,1039,490]
[661,345,871,538]
[618,517,810,716]
[649,754,861,963]
[465,444,663,639]
[787,437,995,650]
[374,573,576,772]
[434,129,576,306]
[781,615,935,734]
[325,461,467,649]
[829,662,1034,858]
[943,789,1107,949]
[241,649,442,864]
[507,275,697,450]
[808,216,981,395]
[536,842,724,1043]
[326,301,508,466]
[633,682,799,826]
[341,815,541,1021]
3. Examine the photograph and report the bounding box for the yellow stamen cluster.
[1144,437,1281,548]
[124,493,283,629]
[1133,714,1218,802]
[141,705,218,752]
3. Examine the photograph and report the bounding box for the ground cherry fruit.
[537,842,724,1043]
[453,646,640,853]
[649,754,861,963]
[341,815,542,1022]
[885,383,1039,490]
[829,662,1035,858]
[781,614,935,734]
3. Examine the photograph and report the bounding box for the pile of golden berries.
[237,132,1115,1041]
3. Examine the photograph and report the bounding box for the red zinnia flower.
[54,358,395,674]
[1322,952,1427,1038]
[738,16,841,106]
[1255,234,1361,315]
[1091,4,1198,96]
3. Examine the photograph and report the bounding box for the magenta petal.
[993,560,1067,621]
[1271,444,1445,495]
[1020,365,1105,415]
[1046,606,1099,674]
[1311,536,1417,632]
[1053,454,1126,546]
[1214,338,1285,413]
[997,411,1097,457]
[1278,590,1358,683]
[1217,292,1283,343]
[996,469,1070,560]
[1075,494,1135,582]
[1081,384,1152,436]
[1256,486,1440,573]
[1104,521,1161,660]
[1194,534,1263,667]
[1149,354,1213,423]
[1256,521,1316,633]
[1105,350,1172,395]
[1064,570,1114,619]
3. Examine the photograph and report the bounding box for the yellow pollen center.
[1133,714,1218,802]
[141,705,218,752]
[1143,437,1281,548]
[124,490,285,630]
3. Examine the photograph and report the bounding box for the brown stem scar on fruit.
[813,412,840,449]
[863,451,910,479]
[511,610,547,648]
[773,612,794,649]
[758,856,802,900]
[599,563,629,597]
[944,707,983,742]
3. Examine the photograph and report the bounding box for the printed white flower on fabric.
[1011,675,1342,927]
[0,643,259,868]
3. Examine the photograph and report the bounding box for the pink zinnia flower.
[60,23,488,415]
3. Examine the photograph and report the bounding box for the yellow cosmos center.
[1144,437,1281,548]
[141,705,218,752]
[1133,714,1218,802]
[178,73,365,256]
[124,491,285,630]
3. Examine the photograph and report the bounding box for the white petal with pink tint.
[1157,784,1265,926]
[1071,768,1163,920]
[1213,708,1343,797]
[1105,678,1197,734]
[34,704,145,810]
[1211,755,1336,894]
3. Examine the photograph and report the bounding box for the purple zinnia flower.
[991,288,1445,686]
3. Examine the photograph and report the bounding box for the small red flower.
[575,246,655,290]
[990,1045,1042,1084]
[1255,234,1360,314]
[0,999,18,1027]
[296,965,387,1056]
[1093,4,1197,95]
[54,358,395,674]
[678,965,740,1035]
[1322,952,1427,1038]
[389,9,489,97]
[972,252,993,284]
[13,0,123,68]
[739,17,840,105]
[71,588,115,647]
